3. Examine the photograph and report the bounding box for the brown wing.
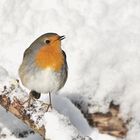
[62,50,68,69]
[62,50,68,81]
[23,47,32,58]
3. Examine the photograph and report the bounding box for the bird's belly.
[24,68,63,93]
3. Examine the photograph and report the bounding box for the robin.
[19,33,68,110]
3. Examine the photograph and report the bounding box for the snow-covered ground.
[0,0,140,139]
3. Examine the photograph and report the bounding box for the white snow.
[0,0,140,139]
[52,95,92,136]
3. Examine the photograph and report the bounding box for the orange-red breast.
[19,33,68,108]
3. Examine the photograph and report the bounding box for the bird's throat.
[35,45,64,71]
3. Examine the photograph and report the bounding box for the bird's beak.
[59,35,65,40]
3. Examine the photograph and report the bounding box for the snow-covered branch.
[0,69,92,140]
[0,67,128,139]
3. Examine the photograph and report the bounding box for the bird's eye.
[45,39,50,44]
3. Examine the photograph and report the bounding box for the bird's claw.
[41,103,52,112]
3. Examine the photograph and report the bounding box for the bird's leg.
[49,92,52,109]
[45,92,52,112]
[28,91,41,107]
[22,90,40,107]
[21,91,34,107]
[27,91,34,107]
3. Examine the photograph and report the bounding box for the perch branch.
[0,86,46,139]
[0,77,128,139]
[0,79,92,140]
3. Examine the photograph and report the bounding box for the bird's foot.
[21,97,35,108]
[22,91,41,108]
[22,94,35,108]
[41,103,52,112]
